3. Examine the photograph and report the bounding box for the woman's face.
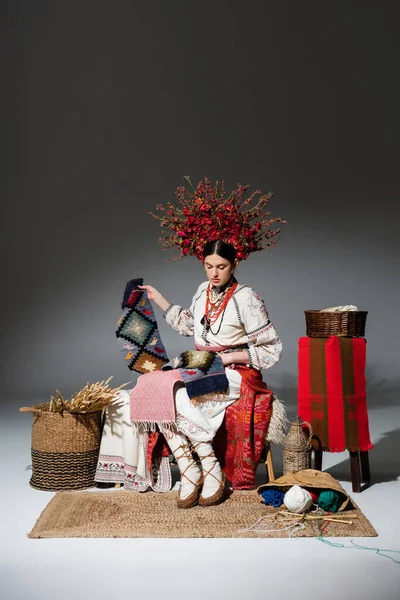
[203,254,235,287]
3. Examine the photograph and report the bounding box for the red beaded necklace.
[203,281,238,329]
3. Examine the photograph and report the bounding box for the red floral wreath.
[150,176,286,261]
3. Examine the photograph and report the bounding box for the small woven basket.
[304,310,368,337]
[20,403,103,491]
[282,417,312,475]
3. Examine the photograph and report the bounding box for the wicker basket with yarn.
[304,310,368,337]
[282,416,313,475]
[20,404,103,491]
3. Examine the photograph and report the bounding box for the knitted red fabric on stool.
[298,336,373,452]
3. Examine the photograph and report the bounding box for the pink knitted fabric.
[130,369,183,426]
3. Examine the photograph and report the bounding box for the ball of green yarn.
[318,490,343,513]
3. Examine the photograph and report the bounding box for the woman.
[96,240,282,507]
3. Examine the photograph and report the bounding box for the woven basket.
[304,310,368,337]
[20,404,103,491]
[282,417,312,475]
[257,469,351,511]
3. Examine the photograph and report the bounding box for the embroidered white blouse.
[164,281,282,371]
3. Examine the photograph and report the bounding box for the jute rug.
[28,490,377,539]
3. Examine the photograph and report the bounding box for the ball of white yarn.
[283,485,313,513]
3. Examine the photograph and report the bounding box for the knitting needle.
[277,511,355,525]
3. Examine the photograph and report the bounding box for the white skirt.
[175,367,242,441]
[95,368,242,490]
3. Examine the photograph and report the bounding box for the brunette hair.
[202,240,237,264]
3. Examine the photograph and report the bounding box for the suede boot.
[165,432,202,509]
[192,441,227,506]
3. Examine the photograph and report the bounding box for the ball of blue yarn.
[261,488,285,508]
[318,490,343,513]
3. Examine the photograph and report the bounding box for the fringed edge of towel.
[131,420,179,439]
[266,394,288,445]
[319,442,374,453]
[189,391,230,406]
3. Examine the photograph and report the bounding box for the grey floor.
[2,402,400,600]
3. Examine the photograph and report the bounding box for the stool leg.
[360,451,371,483]
[265,443,275,483]
[350,451,361,493]
[311,436,323,471]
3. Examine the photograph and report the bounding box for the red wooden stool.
[311,435,371,493]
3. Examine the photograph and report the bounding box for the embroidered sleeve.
[240,288,282,371]
[164,305,194,336]
[163,285,205,337]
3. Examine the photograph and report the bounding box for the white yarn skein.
[283,485,313,514]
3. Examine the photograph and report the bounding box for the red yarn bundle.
[305,488,319,504]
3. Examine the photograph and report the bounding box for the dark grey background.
[1,0,399,407]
